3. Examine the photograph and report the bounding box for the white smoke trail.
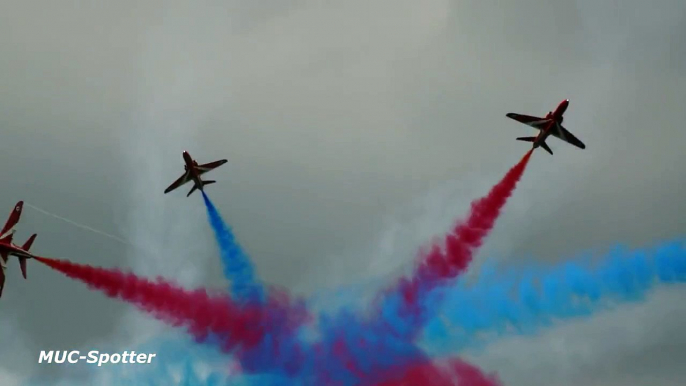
[24,203,131,246]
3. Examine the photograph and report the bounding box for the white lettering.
[54,351,67,364]
[87,351,98,364]
[39,349,156,365]
[97,353,110,367]
[68,351,80,364]
[38,351,53,363]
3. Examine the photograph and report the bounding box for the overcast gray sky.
[0,0,684,385]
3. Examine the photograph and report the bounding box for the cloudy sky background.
[0,0,684,385]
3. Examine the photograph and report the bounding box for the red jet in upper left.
[0,201,37,298]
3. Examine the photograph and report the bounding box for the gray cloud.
[0,0,684,384]
[466,288,686,386]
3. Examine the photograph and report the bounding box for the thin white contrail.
[24,203,132,246]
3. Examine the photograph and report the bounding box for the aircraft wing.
[552,125,586,149]
[0,201,23,240]
[196,159,228,175]
[506,113,551,130]
[0,253,7,298]
[164,173,191,194]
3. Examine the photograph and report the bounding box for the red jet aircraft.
[0,201,37,298]
[164,151,228,197]
[506,99,586,155]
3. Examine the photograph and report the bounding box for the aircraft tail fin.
[19,258,27,279]
[539,141,553,155]
[22,234,36,251]
[187,180,216,197]
[516,137,553,155]
[187,185,199,197]
[19,234,36,279]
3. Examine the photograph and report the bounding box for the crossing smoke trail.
[35,253,500,385]
[421,240,686,354]
[34,257,308,354]
[207,288,502,385]
[376,150,534,340]
[286,309,502,385]
[30,152,536,385]
[29,152,685,384]
[219,153,534,383]
[124,335,500,386]
[233,154,534,384]
[123,152,534,384]
[201,191,264,302]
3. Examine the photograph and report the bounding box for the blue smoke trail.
[201,191,264,302]
[420,240,686,354]
[200,191,312,378]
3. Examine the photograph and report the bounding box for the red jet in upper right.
[0,201,37,298]
[506,99,586,155]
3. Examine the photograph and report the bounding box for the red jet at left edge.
[506,99,586,155]
[0,201,37,298]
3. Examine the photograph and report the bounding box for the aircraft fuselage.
[182,151,204,191]
[0,243,33,260]
[533,99,569,148]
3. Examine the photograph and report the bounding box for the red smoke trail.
[419,149,533,281]
[392,150,533,313]
[375,358,502,386]
[34,256,289,352]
